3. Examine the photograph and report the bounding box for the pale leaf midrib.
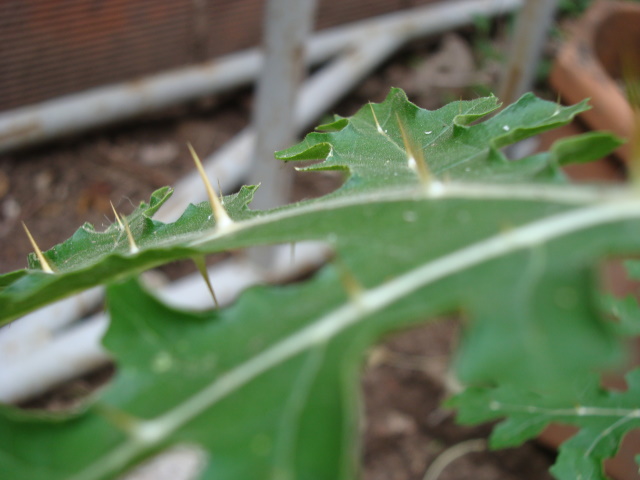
[189,181,636,248]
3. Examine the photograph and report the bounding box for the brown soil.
[362,321,554,480]
[4,34,556,479]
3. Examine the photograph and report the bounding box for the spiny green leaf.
[0,90,613,327]
[4,188,640,479]
[0,185,258,325]
[0,89,638,480]
[276,88,590,189]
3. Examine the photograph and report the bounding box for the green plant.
[557,0,593,17]
[1,88,639,480]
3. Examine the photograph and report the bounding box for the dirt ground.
[3,32,560,479]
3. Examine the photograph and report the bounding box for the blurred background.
[0,0,441,111]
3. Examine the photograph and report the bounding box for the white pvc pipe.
[249,0,318,210]
[499,0,560,104]
[0,287,103,360]
[0,315,111,404]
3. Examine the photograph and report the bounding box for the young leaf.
[449,369,640,480]
[276,88,590,188]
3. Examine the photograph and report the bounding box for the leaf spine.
[187,143,233,229]
[110,201,124,229]
[192,255,220,308]
[22,222,54,273]
[552,92,562,117]
[121,215,139,254]
[369,103,385,134]
[396,113,431,185]
[217,178,225,205]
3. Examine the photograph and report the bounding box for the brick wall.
[0,0,437,111]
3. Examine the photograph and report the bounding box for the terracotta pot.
[550,0,640,163]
